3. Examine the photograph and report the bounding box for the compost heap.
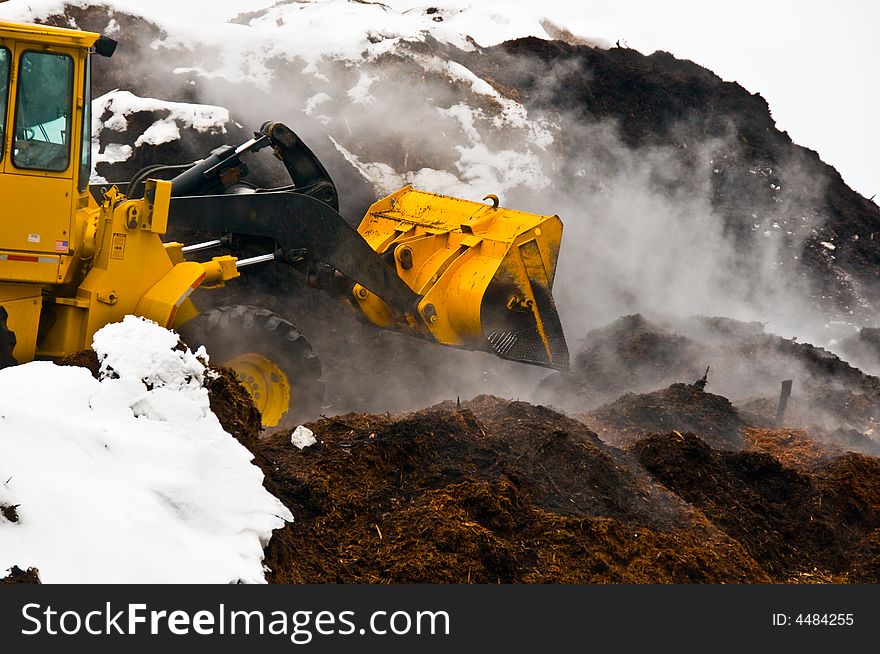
[201,384,874,584]
[209,316,878,585]
[23,306,872,585]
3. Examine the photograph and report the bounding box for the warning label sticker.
[111,233,126,260]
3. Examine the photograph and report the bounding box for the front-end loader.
[0,19,569,426]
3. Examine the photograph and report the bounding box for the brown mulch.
[196,377,880,584]
[630,432,880,581]
[743,427,843,470]
[0,566,41,584]
[204,366,263,452]
[252,397,765,583]
[58,349,100,378]
[581,383,746,450]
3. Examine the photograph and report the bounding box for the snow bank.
[1,2,564,196]
[91,90,229,178]
[0,316,292,584]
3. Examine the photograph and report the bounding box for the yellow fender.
[135,261,207,329]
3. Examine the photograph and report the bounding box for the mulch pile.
[258,398,766,583]
[630,433,880,581]
[461,38,880,322]
[205,379,880,583]
[0,566,41,584]
[208,385,879,582]
[581,382,746,450]
[540,314,880,455]
[207,393,764,583]
[207,369,880,583]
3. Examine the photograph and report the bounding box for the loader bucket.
[356,186,569,369]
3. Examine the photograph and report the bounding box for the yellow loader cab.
[0,20,241,390]
[0,21,203,362]
[0,21,116,365]
[0,19,569,427]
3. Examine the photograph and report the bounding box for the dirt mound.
[742,427,842,470]
[631,433,880,580]
[0,566,41,584]
[538,315,702,411]
[542,314,880,453]
[582,383,746,450]
[253,397,766,583]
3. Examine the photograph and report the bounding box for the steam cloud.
[191,39,843,344]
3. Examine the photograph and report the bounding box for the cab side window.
[0,49,9,162]
[12,51,73,172]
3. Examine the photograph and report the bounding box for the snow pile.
[93,90,229,145]
[91,315,212,422]
[290,425,316,450]
[91,90,230,177]
[0,316,292,583]
[0,1,568,198]
[0,1,609,82]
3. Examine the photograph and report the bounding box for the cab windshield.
[13,51,74,172]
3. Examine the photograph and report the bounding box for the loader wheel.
[179,305,323,427]
[0,307,17,369]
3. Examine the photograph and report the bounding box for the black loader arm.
[165,121,417,320]
[260,121,338,210]
[168,121,338,210]
[167,191,419,316]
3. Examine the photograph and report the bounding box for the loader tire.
[179,305,323,428]
[0,307,17,369]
